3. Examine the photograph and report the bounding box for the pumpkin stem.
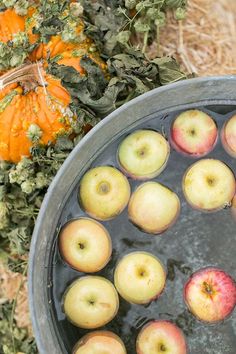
[36,61,47,96]
[0,62,47,91]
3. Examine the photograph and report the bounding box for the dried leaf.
[153,56,188,84]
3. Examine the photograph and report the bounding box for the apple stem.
[203,281,213,295]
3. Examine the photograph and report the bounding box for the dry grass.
[150,0,236,76]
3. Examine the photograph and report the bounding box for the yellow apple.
[118,130,170,179]
[73,331,127,354]
[183,159,235,211]
[79,166,131,220]
[114,251,166,304]
[128,182,180,234]
[63,276,119,329]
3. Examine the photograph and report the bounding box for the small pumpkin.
[0,9,25,42]
[0,66,74,162]
[0,1,105,163]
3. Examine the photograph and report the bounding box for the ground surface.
[158,0,236,76]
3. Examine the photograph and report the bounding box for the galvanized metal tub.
[29,76,236,354]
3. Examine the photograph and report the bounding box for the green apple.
[128,182,180,234]
[79,166,131,220]
[73,331,127,354]
[63,276,119,329]
[59,218,112,273]
[118,130,170,179]
[114,251,166,304]
[183,159,235,211]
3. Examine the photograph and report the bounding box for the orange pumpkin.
[0,3,105,163]
[0,9,25,43]
[0,66,74,162]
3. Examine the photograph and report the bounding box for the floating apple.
[128,182,180,234]
[183,159,235,211]
[79,166,131,220]
[63,276,119,329]
[73,331,127,354]
[114,252,166,304]
[59,218,112,273]
[171,109,217,156]
[184,267,236,323]
[136,320,187,354]
[118,130,170,179]
[221,115,236,157]
[232,195,236,221]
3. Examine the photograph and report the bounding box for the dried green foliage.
[48,50,187,116]
[0,132,95,257]
[0,302,37,354]
[0,0,30,15]
[81,0,187,54]
[0,32,35,71]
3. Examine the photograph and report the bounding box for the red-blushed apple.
[59,218,112,273]
[183,159,235,211]
[128,182,180,234]
[114,251,166,304]
[73,331,127,354]
[171,110,217,156]
[118,130,170,180]
[184,267,236,323]
[136,320,187,354]
[221,115,236,157]
[232,195,236,221]
[79,166,131,220]
[63,276,119,329]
